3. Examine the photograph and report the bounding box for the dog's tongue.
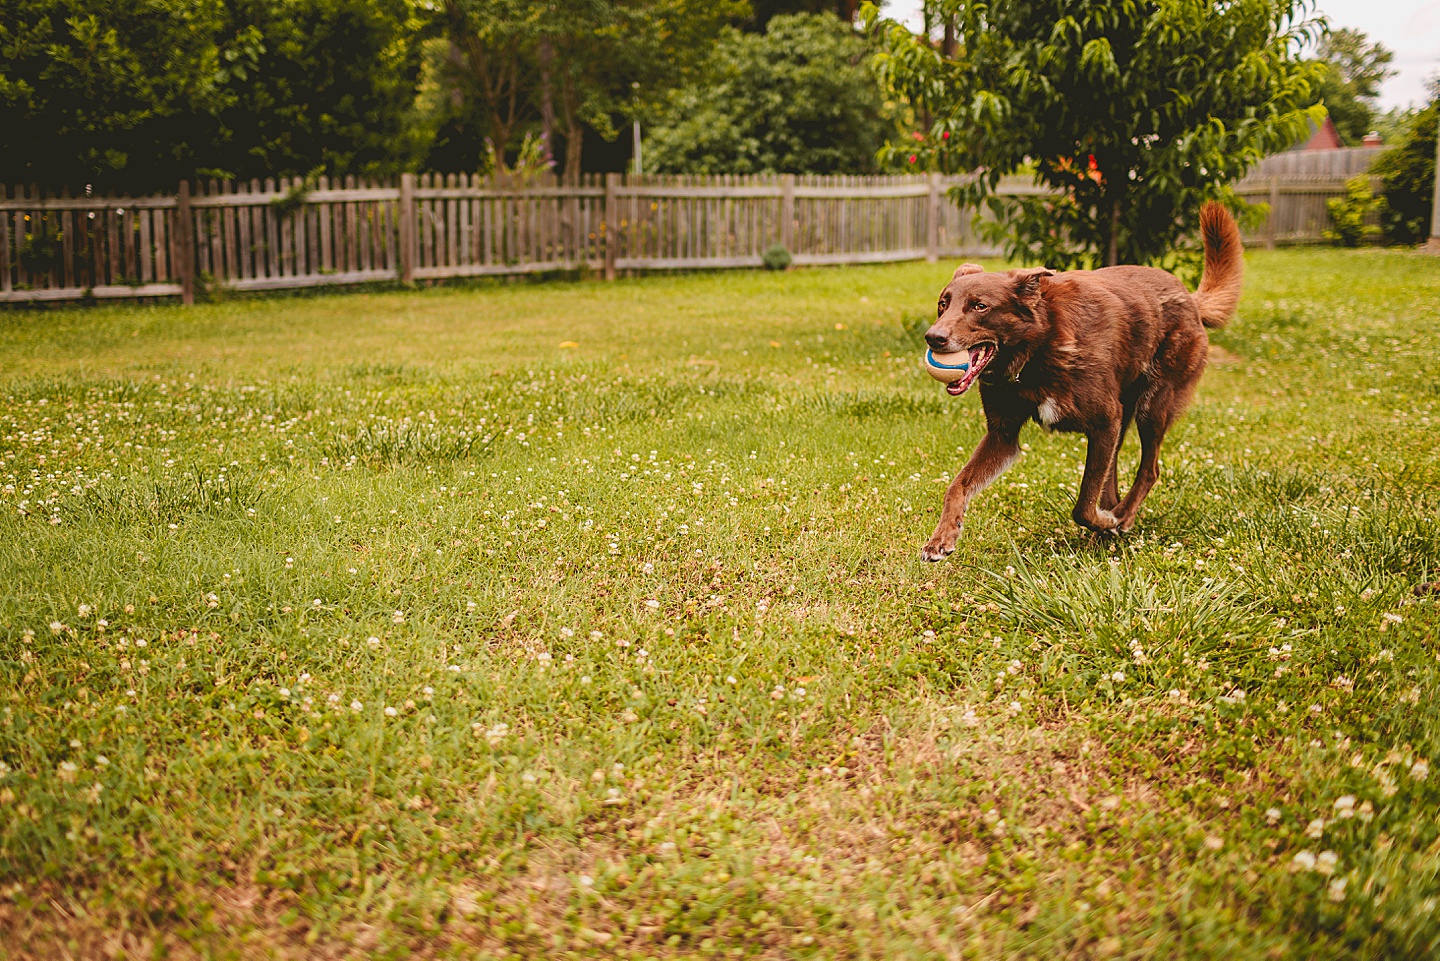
[946,381,964,396]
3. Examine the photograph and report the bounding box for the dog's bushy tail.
[1194,202,1243,329]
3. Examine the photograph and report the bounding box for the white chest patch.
[1037,397,1062,426]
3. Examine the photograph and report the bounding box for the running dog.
[920,203,1243,561]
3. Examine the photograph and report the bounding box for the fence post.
[780,174,795,253]
[398,172,416,284]
[1266,176,1279,251]
[1429,124,1440,251]
[175,180,195,305]
[927,172,942,262]
[604,173,620,280]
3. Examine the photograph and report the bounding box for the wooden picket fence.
[0,170,1357,304]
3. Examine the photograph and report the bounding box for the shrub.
[761,244,792,271]
[1323,175,1383,247]
[1373,88,1438,245]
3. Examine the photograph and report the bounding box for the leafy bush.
[645,14,892,175]
[1324,175,1383,247]
[761,244,792,271]
[1374,88,1438,245]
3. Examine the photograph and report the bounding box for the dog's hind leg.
[1101,400,1137,512]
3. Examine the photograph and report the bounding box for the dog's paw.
[919,538,955,562]
[1075,509,1121,535]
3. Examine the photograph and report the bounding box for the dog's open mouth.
[946,343,997,395]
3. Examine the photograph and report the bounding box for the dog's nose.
[924,328,949,350]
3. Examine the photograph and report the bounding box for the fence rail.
[1,170,1356,304]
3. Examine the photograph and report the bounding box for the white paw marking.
[1037,397,1061,426]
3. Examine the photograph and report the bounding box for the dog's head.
[924,264,1054,394]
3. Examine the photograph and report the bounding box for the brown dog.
[920,203,1243,561]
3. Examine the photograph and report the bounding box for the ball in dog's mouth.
[942,343,996,395]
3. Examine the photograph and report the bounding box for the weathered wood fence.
[0,170,1358,304]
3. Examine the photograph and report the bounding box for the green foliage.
[210,0,427,183]
[761,243,792,270]
[1373,88,1438,246]
[646,14,892,175]
[867,0,1327,270]
[1309,28,1396,145]
[1323,175,1383,247]
[0,0,232,191]
[0,0,425,192]
[430,0,744,178]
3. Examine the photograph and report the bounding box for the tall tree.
[646,13,892,175]
[437,0,536,174]
[868,0,1327,270]
[1311,27,1396,144]
[431,0,742,178]
[0,0,232,191]
[211,0,426,182]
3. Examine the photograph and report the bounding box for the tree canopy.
[1310,27,1396,144]
[868,0,1327,270]
[0,0,425,192]
[645,13,892,175]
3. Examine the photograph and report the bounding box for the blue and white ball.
[923,348,970,384]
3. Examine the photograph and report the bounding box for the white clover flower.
[1333,795,1356,818]
[726,676,737,685]
[367,636,381,649]
[1305,818,1325,839]
[50,621,64,634]
[1315,851,1339,876]
[1203,835,1223,851]
[581,676,592,685]
[384,706,397,717]
[645,599,660,609]
[57,761,79,782]
[1327,877,1348,902]
[350,700,363,712]
[1110,671,1125,683]
[392,610,405,624]
[1291,851,1316,872]
[78,604,92,617]
[1411,759,1430,780]
[1265,807,1282,826]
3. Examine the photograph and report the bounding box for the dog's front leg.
[921,426,1021,562]
[1073,419,1123,533]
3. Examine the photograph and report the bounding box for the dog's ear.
[1011,267,1054,302]
[952,263,984,279]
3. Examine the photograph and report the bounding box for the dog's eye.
[972,301,988,312]
[937,296,948,317]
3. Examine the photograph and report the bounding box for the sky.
[881,0,1439,111]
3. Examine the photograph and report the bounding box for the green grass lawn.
[1,249,1439,959]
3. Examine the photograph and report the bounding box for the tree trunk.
[536,38,558,170]
[560,75,582,185]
